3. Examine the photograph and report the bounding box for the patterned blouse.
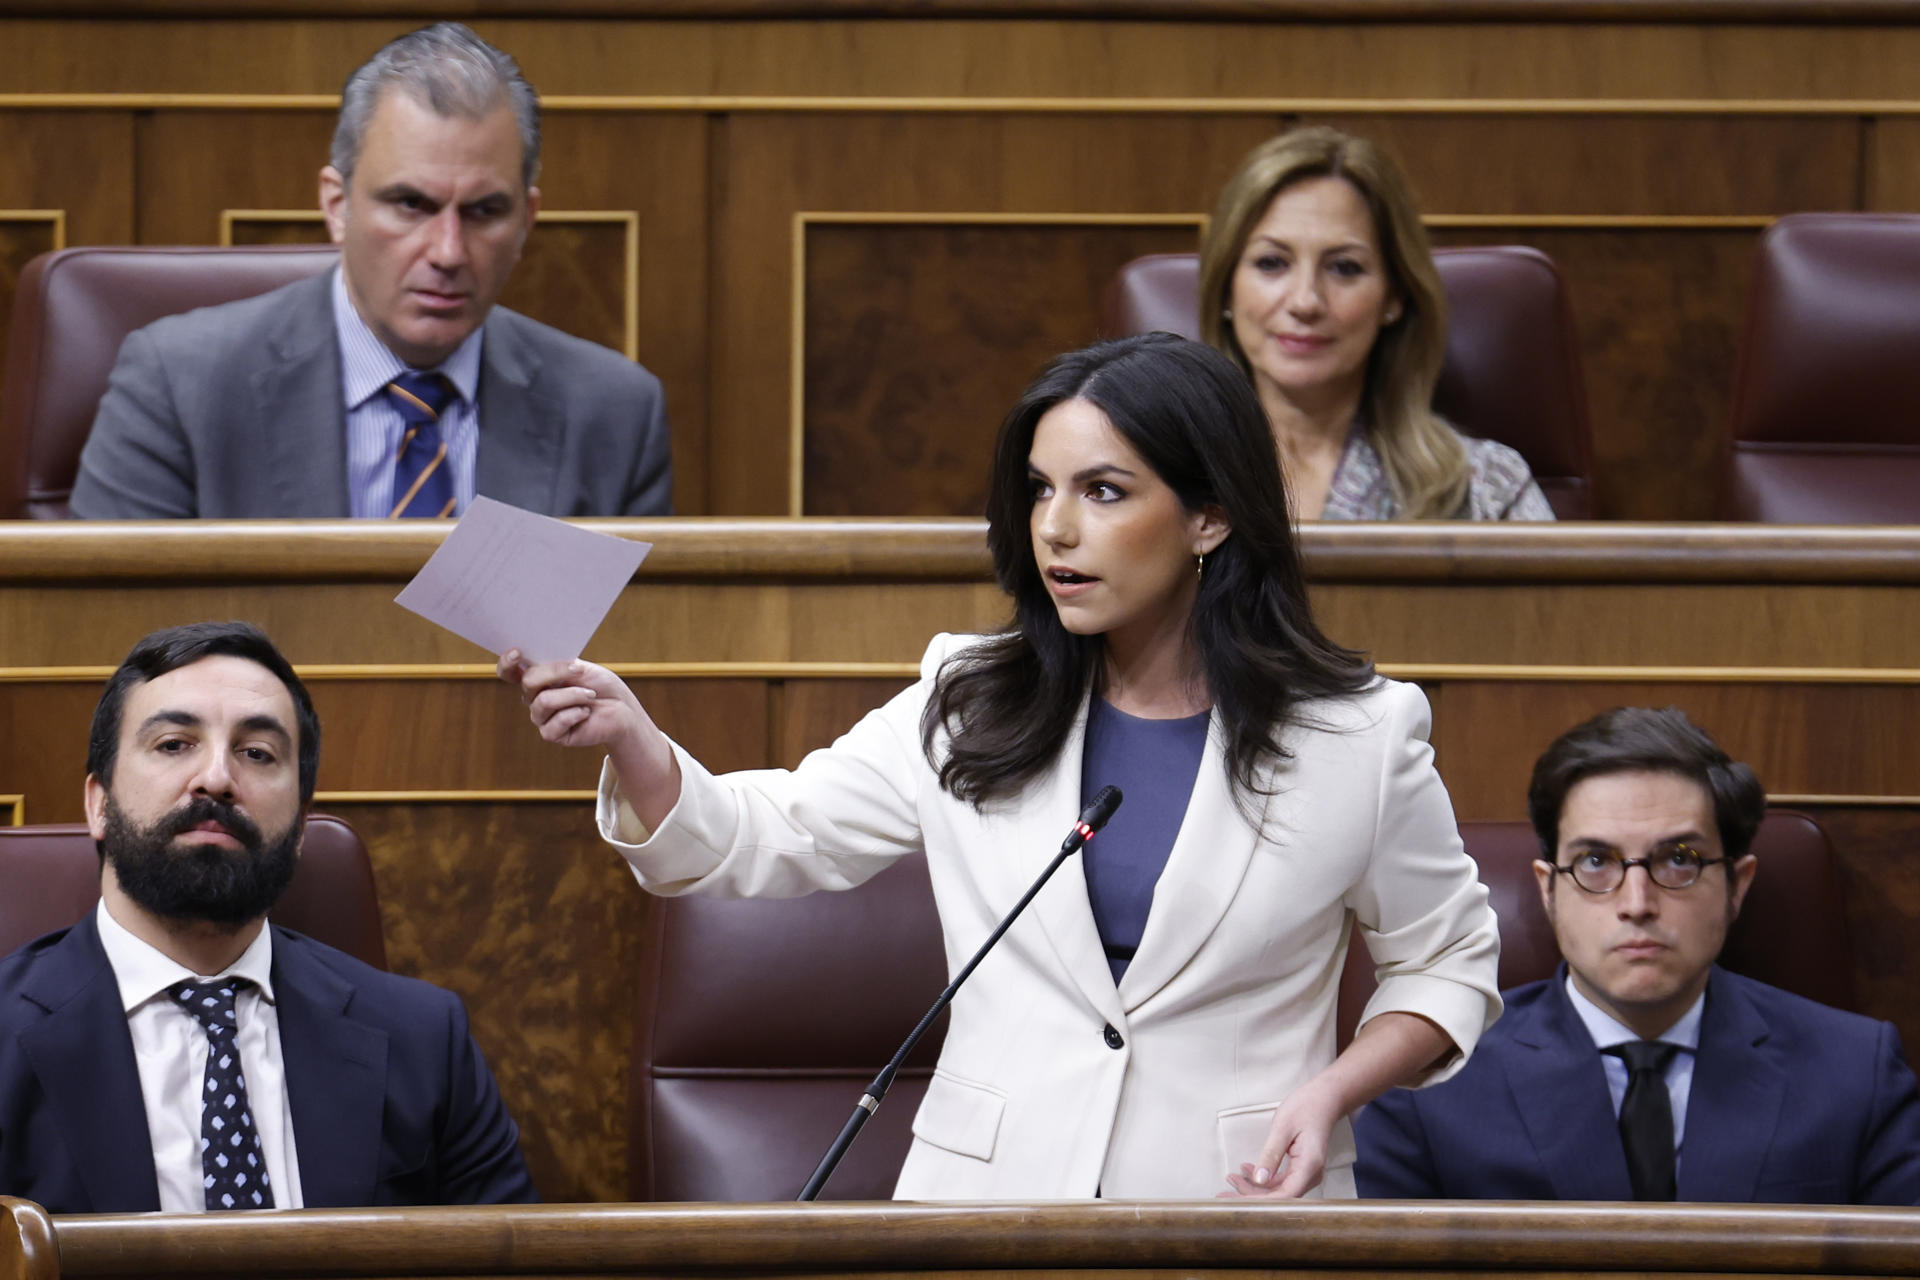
[1319,426,1556,521]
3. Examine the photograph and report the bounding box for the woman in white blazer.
[505,334,1500,1200]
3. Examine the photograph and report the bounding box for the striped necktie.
[385,371,458,518]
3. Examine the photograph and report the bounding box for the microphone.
[796,786,1124,1201]
[1062,784,1122,854]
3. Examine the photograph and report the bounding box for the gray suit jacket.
[71,272,672,518]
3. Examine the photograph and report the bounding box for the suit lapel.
[15,915,162,1212]
[1676,968,1784,1203]
[273,932,390,1208]
[1116,714,1257,1011]
[252,273,351,517]
[1504,975,1637,1200]
[1020,694,1128,1030]
[474,311,565,513]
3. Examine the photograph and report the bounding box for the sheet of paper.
[394,496,651,663]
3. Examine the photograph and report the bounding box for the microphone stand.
[796,787,1121,1201]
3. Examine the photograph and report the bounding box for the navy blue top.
[1080,699,1211,983]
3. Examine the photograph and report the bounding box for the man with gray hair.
[73,22,672,519]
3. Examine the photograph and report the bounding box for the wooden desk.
[1,520,1914,1201]
[9,1198,1920,1280]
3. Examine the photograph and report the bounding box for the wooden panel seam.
[0,209,67,249]
[20,94,1920,115]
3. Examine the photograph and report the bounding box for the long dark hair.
[922,333,1374,809]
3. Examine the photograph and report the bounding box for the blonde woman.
[1199,126,1553,521]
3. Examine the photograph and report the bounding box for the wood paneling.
[326,800,643,1204]
[19,18,1920,100]
[1431,227,1757,519]
[802,220,1198,515]
[719,113,1276,513]
[1866,116,1920,210]
[1322,114,1862,216]
[535,113,710,515]
[774,676,915,766]
[1429,681,1920,819]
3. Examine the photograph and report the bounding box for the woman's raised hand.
[498,649,683,828]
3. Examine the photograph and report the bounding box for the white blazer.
[598,635,1500,1200]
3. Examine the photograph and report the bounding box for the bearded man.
[0,622,536,1212]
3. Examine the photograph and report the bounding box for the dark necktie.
[1605,1040,1679,1201]
[384,371,457,518]
[169,978,275,1211]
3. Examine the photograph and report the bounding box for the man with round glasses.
[1355,706,1920,1204]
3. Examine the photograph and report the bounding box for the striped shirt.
[331,267,483,519]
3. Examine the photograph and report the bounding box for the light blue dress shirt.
[1566,973,1704,1170]
[331,267,483,518]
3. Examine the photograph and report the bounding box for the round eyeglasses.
[1548,842,1734,894]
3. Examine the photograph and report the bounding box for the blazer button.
[1103,1023,1124,1050]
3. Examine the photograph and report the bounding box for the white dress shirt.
[1566,973,1704,1170]
[332,267,482,519]
[95,901,304,1212]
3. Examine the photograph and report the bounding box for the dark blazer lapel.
[251,273,351,517]
[474,310,565,513]
[273,931,390,1208]
[1676,967,1784,1203]
[15,914,162,1212]
[1116,715,1257,1012]
[1504,973,1637,1200]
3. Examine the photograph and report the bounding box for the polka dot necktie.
[384,371,458,518]
[1605,1040,1679,1201]
[169,978,275,1211]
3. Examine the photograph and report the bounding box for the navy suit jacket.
[0,912,537,1212]
[1356,965,1920,1204]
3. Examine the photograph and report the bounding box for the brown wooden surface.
[17,1200,1920,1278]
[802,220,1200,515]
[13,2,1920,18]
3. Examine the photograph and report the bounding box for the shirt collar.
[95,899,278,1015]
[331,265,484,412]
[1565,970,1704,1052]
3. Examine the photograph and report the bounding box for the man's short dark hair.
[88,622,321,805]
[1527,706,1765,863]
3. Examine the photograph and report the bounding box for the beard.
[100,793,301,929]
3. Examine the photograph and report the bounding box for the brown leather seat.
[1337,811,1855,1044]
[631,859,947,1201]
[1722,213,1920,521]
[0,244,339,519]
[1104,248,1596,518]
[0,815,387,969]
[637,811,1847,1202]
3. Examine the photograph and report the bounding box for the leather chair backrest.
[0,815,387,969]
[0,244,340,519]
[1104,247,1596,518]
[1337,810,1855,1044]
[1723,212,1920,521]
[630,859,948,1201]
